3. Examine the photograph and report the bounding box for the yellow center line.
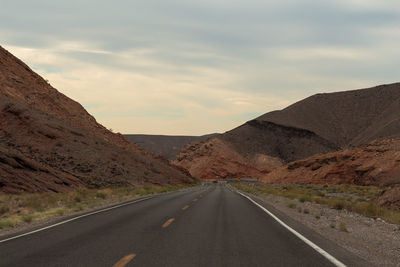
[113,254,136,267]
[182,205,189,210]
[162,218,175,228]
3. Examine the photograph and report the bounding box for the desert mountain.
[174,84,400,180]
[0,45,193,193]
[124,133,218,161]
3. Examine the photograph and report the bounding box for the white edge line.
[0,196,153,244]
[236,191,347,267]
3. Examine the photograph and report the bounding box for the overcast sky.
[1,0,399,135]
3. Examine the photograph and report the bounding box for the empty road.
[0,183,367,266]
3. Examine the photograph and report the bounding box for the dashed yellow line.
[113,254,136,267]
[182,205,189,210]
[162,218,175,228]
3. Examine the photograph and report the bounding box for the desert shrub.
[314,197,328,205]
[299,195,312,203]
[0,220,14,229]
[56,209,65,216]
[0,206,10,216]
[96,192,107,199]
[331,200,347,210]
[339,222,348,232]
[74,206,84,212]
[22,215,33,223]
[297,207,302,213]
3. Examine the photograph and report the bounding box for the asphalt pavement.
[0,183,369,266]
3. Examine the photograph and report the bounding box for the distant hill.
[174,83,400,180]
[124,134,219,161]
[0,45,193,193]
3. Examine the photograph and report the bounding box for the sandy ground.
[251,193,400,267]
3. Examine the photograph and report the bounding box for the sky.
[1,0,400,135]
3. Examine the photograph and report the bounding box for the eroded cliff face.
[0,45,193,193]
[173,137,283,180]
[261,138,400,186]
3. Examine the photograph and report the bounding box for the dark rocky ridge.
[124,134,219,161]
[221,120,339,163]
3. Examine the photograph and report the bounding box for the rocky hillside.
[125,133,218,161]
[174,84,400,180]
[0,45,193,193]
[261,137,400,186]
[174,138,282,180]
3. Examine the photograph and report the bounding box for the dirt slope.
[261,138,400,186]
[0,45,193,193]
[174,84,400,180]
[125,133,219,161]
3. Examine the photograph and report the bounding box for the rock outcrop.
[261,138,400,186]
[174,138,283,180]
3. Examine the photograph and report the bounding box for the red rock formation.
[173,138,283,180]
[260,138,400,186]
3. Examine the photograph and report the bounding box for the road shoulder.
[234,188,377,267]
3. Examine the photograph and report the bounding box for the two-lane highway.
[0,184,368,266]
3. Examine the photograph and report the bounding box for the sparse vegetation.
[288,202,296,209]
[339,222,348,232]
[96,192,107,199]
[22,215,33,223]
[0,184,192,231]
[231,183,400,225]
[330,222,336,229]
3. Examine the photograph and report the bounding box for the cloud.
[1,0,400,134]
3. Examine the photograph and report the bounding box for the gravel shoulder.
[248,192,400,267]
